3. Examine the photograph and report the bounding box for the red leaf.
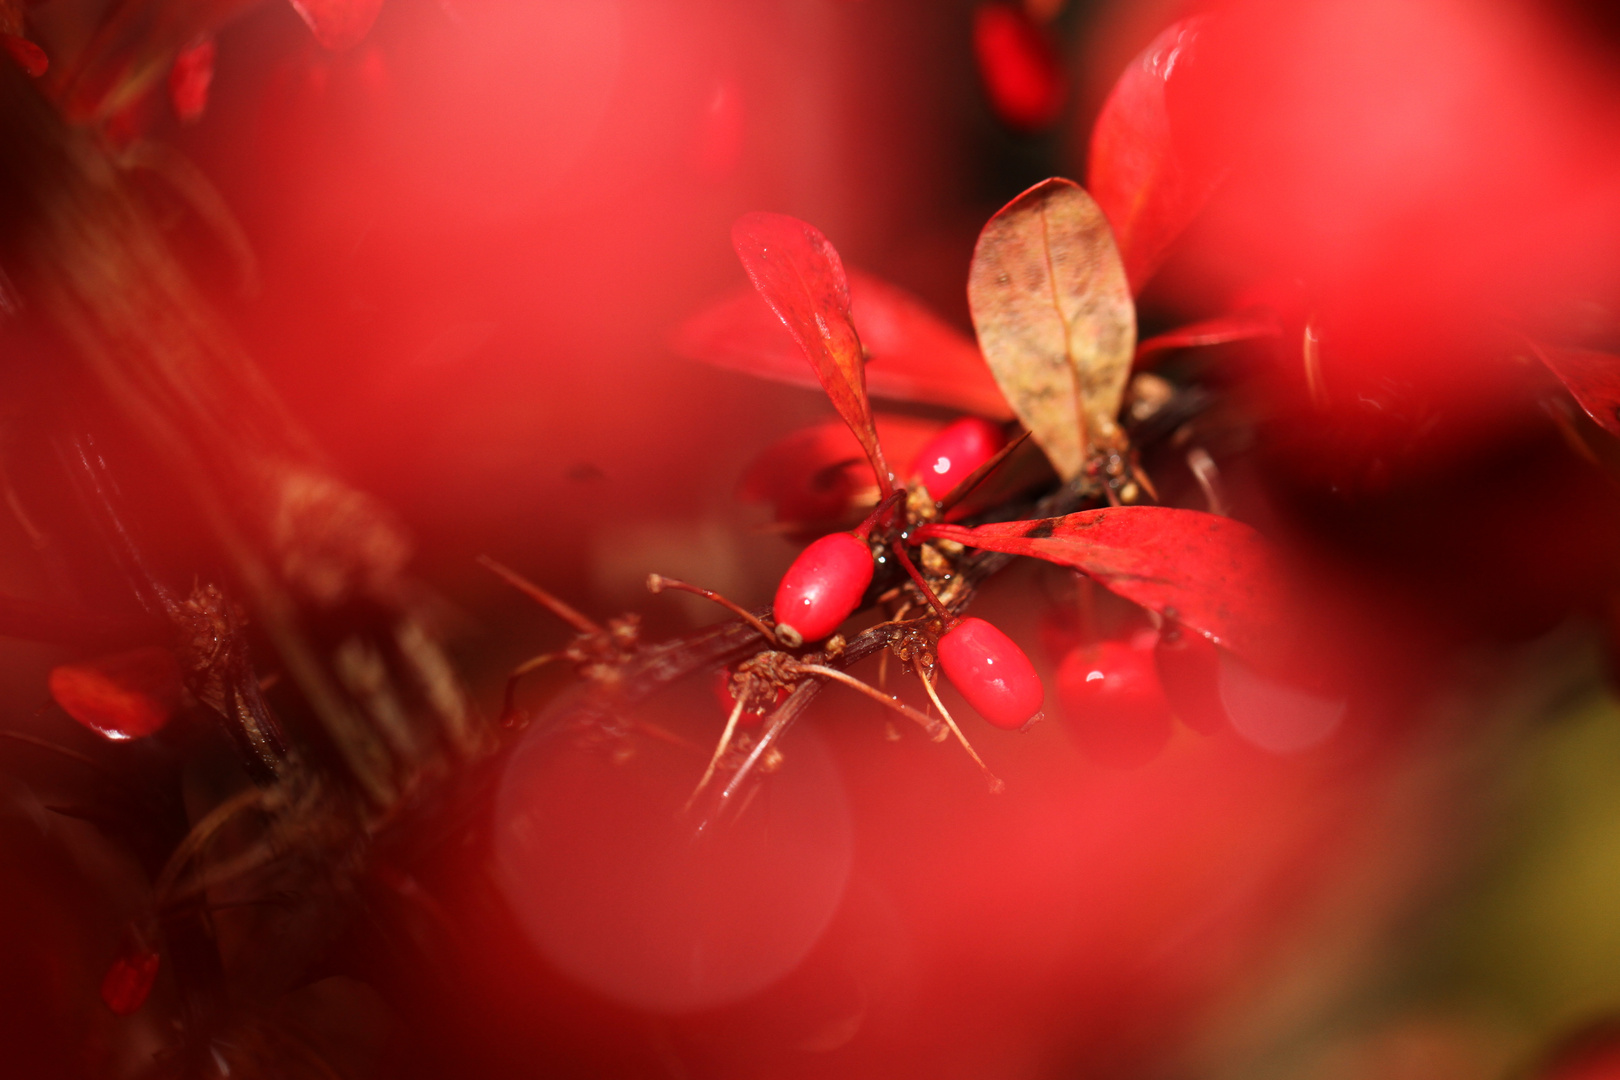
[1,32,46,77]
[100,948,160,1016]
[1533,344,1620,437]
[49,646,183,742]
[674,270,1011,420]
[1134,310,1282,366]
[738,416,944,532]
[287,0,385,51]
[731,212,894,491]
[1087,17,1218,293]
[168,36,216,123]
[972,3,1066,132]
[920,507,1287,662]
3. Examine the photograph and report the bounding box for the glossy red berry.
[100,948,160,1016]
[1153,622,1227,734]
[908,417,1007,501]
[938,616,1043,729]
[773,531,873,645]
[1057,639,1174,768]
[49,646,183,742]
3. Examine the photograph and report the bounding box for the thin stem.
[792,663,945,740]
[686,695,749,811]
[153,785,281,905]
[501,651,559,723]
[853,490,906,540]
[916,668,1003,794]
[477,555,602,636]
[937,429,1032,514]
[1186,448,1227,517]
[0,730,110,774]
[646,574,776,642]
[890,543,953,625]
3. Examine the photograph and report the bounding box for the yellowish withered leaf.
[967,178,1135,482]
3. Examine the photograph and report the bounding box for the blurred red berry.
[99,948,160,1016]
[1154,622,1227,735]
[1058,639,1174,767]
[168,36,216,122]
[972,3,1066,132]
[1,33,46,77]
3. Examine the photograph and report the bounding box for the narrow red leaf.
[168,36,216,123]
[287,0,385,52]
[674,270,1011,420]
[1,32,46,77]
[738,416,944,532]
[1134,310,1282,365]
[100,948,160,1016]
[919,507,1287,662]
[972,3,1066,132]
[731,212,894,491]
[1533,344,1620,437]
[1087,17,1217,293]
[49,646,183,741]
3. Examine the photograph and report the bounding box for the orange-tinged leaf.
[674,269,1012,420]
[920,507,1286,662]
[731,212,894,491]
[967,178,1135,482]
[1533,344,1620,437]
[49,646,182,741]
[288,0,385,51]
[1087,17,1217,293]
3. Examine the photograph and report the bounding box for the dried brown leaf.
[967,178,1135,482]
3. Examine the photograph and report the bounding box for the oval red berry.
[1153,623,1227,734]
[49,647,183,742]
[908,417,1006,501]
[1057,640,1173,768]
[100,948,160,1016]
[773,532,873,645]
[972,3,1065,132]
[1,34,47,78]
[938,616,1043,729]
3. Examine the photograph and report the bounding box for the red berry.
[972,3,1065,132]
[100,948,160,1016]
[1057,639,1173,767]
[1,33,47,78]
[773,532,873,645]
[938,616,1043,729]
[49,646,183,741]
[168,36,217,123]
[1153,623,1227,735]
[908,417,1007,501]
